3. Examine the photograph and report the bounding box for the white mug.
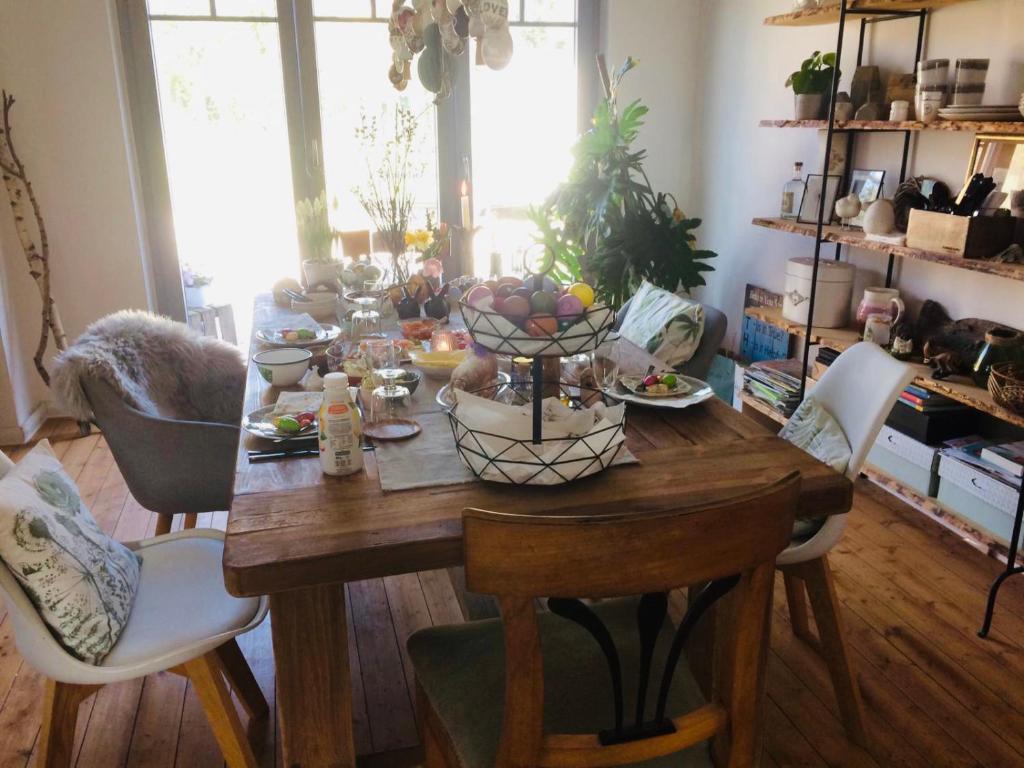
[864,313,893,347]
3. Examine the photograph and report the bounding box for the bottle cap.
[794,162,804,171]
[324,372,350,390]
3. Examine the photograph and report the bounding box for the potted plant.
[786,51,839,120]
[296,191,338,288]
[182,264,213,308]
[530,57,716,309]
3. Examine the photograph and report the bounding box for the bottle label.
[328,403,349,416]
[782,191,794,215]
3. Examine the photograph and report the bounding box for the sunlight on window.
[150,20,299,323]
[470,25,577,276]
[315,21,439,234]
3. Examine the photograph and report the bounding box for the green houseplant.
[531,58,716,310]
[786,51,839,120]
[295,191,338,287]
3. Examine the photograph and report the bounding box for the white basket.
[461,301,615,357]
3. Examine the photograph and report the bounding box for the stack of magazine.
[941,436,1023,490]
[744,359,804,418]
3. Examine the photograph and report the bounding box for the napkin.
[272,391,323,415]
[451,391,628,485]
[255,310,322,333]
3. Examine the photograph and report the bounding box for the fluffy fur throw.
[53,310,246,425]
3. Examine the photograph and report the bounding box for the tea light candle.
[431,329,456,353]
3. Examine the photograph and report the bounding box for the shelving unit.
[759,118,1024,134]
[748,0,1024,637]
[764,0,977,27]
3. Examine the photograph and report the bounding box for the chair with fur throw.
[54,310,246,535]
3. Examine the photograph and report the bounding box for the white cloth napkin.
[255,310,322,333]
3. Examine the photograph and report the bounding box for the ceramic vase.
[856,287,904,330]
[863,199,896,235]
[972,328,1024,387]
[303,260,339,289]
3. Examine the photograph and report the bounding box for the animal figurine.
[916,300,1016,380]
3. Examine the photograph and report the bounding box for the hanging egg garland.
[388,0,512,97]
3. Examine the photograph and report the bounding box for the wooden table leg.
[271,584,356,768]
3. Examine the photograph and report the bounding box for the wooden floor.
[3,422,1024,767]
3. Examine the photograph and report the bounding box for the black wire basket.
[460,298,615,357]
[445,380,627,485]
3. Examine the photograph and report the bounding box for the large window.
[125,0,593,325]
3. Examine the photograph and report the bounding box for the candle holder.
[430,329,457,353]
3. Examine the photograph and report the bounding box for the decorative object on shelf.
[742,284,790,363]
[782,257,855,328]
[906,208,1016,258]
[893,176,948,231]
[952,58,989,107]
[856,286,904,331]
[988,362,1024,415]
[0,91,68,387]
[939,104,1024,122]
[972,328,1024,387]
[786,50,838,120]
[834,193,861,228]
[864,313,895,347]
[850,64,881,112]
[885,73,917,116]
[962,135,1024,214]
[532,57,716,310]
[792,0,820,9]
[847,169,885,228]
[781,161,805,220]
[854,102,881,121]
[296,191,340,288]
[862,198,896,236]
[354,104,426,286]
[916,58,949,112]
[182,265,213,308]
[797,173,841,224]
[917,300,1011,380]
[1010,189,1024,218]
[919,93,943,123]
[834,92,854,122]
[892,321,915,360]
[889,100,910,122]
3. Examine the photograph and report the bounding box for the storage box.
[782,257,855,328]
[865,426,940,498]
[937,453,1023,547]
[906,209,1016,259]
[885,400,978,445]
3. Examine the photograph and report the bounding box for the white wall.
[694,0,1024,352]
[601,0,703,213]
[0,0,153,437]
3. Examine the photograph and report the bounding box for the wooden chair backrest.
[463,471,801,768]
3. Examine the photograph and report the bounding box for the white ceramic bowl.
[293,291,338,321]
[253,348,312,387]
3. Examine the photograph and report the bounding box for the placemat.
[375,411,638,492]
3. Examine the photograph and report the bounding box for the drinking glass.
[364,339,409,400]
[351,309,382,339]
[590,340,621,393]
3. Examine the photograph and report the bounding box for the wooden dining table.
[225,296,853,768]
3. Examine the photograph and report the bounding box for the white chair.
[0,528,269,768]
[778,342,915,748]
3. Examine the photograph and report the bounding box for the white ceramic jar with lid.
[782,257,856,329]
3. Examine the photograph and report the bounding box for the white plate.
[938,110,1024,122]
[618,374,694,399]
[256,324,341,347]
[242,405,318,440]
[603,375,715,410]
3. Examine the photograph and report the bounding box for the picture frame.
[847,169,886,228]
[797,174,842,224]
[963,134,1024,214]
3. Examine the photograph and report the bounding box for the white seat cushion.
[103,534,260,668]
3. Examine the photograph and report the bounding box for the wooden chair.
[338,229,372,259]
[408,472,801,768]
[0,529,268,768]
[778,342,914,748]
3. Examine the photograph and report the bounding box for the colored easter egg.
[501,294,530,320]
[465,284,494,310]
[497,275,523,289]
[512,286,533,300]
[556,293,584,319]
[525,314,558,337]
[495,283,515,299]
[529,290,557,315]
[568,282,595,308]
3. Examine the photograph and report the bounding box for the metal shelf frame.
[785,0,1023,638]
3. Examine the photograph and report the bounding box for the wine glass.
[364,339,409,400]
[590,341,621,393]
[350,309,382,339]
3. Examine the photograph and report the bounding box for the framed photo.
[797,174,842,224]
[848,169,886,228]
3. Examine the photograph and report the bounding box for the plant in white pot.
[296,191,339,288]
[786,51,839,121]
[182,264,213,308]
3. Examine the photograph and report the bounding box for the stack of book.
[743,359,804,417]
[897,384,970,414]
[941,436,1023,490]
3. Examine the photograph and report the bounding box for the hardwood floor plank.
[417,570,465,627]
[763,696,829,767]
[344,584,375,757]
[348,580,419,754]
[72,681,145,768]
[124,671,188,768]
[382,574,434,699]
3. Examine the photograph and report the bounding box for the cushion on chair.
[779,398,852,541]
[102,534,261,668]
[0,440,141,664]
[617,282,706,370]
[408,597,714,768]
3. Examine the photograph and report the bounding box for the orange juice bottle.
[319,373,363,477]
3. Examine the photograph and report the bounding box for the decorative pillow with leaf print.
[617,281,705,370]
[0,440,141,664]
